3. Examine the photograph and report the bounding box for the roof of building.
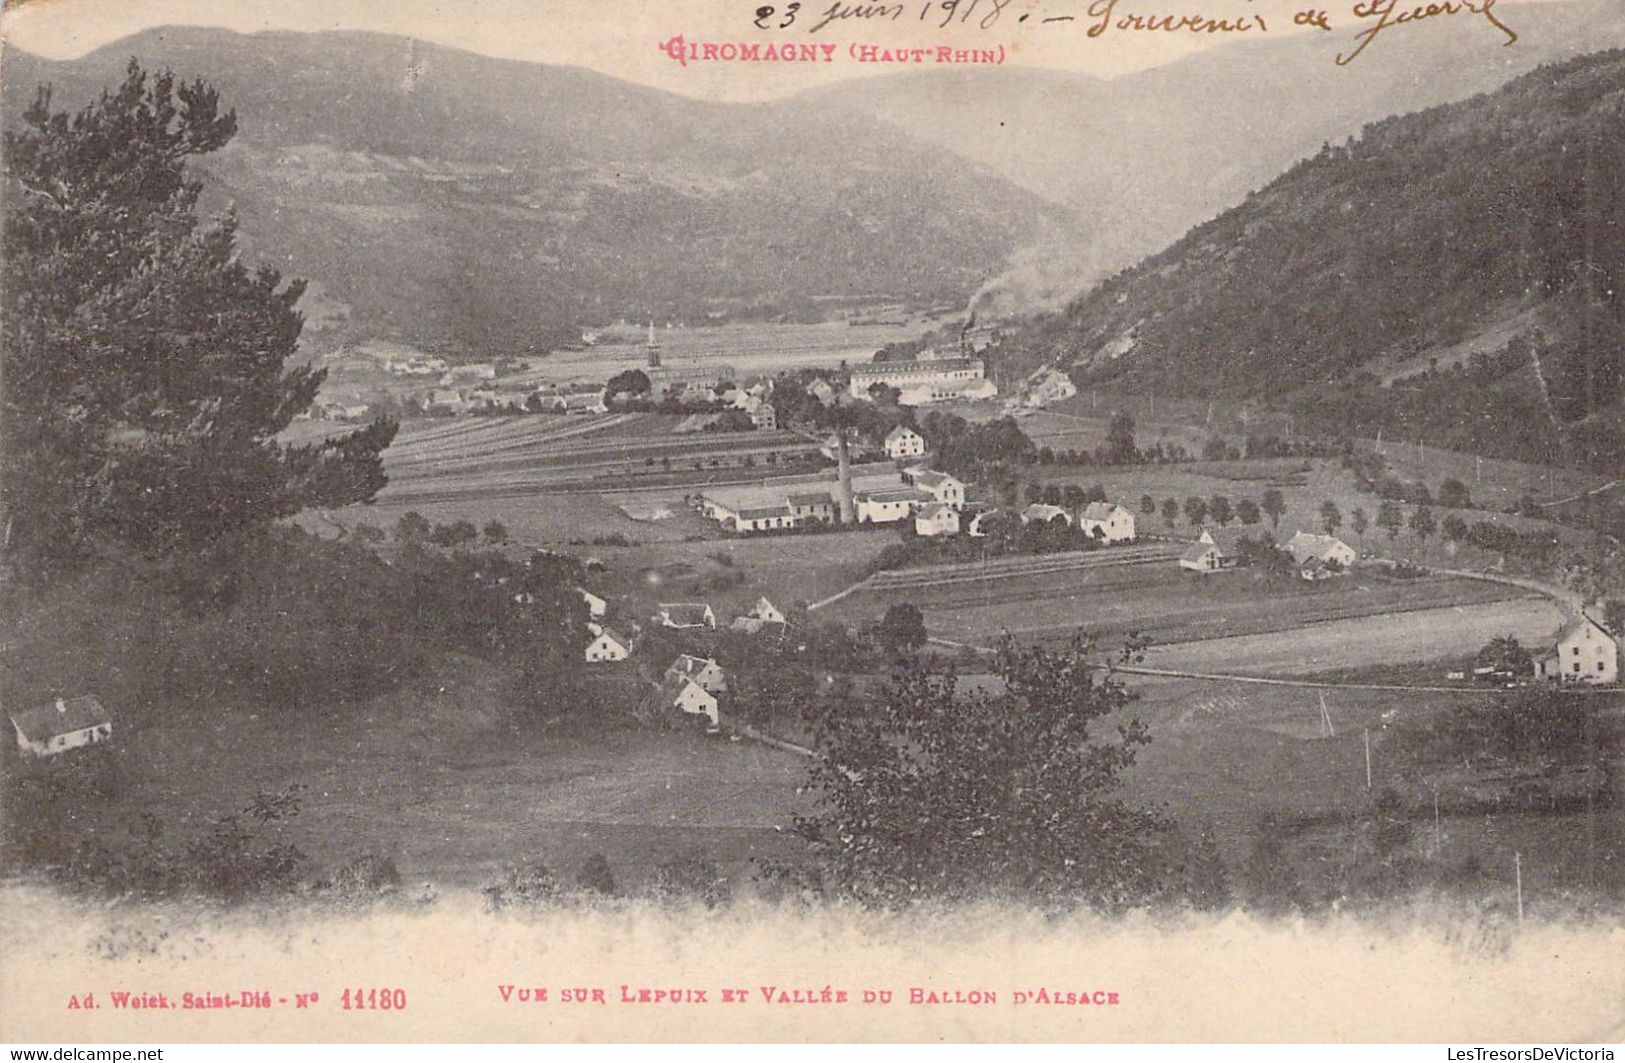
[787,491,834,508]
[1182,542,1222,564]
[1287,531,1355,560]
[853,358,982,377]
[1081,502,1127,521]
[657,673,713,705]
[860,487,933,504]
[910,470,956,488]
[591,626,631,649]
[659,603,714,625]
[11,695,111,743]
[916,502,957,521]
[668,654,720,677]
[885,425,922,442]
[1023,503,1070,521]
[1551,614,1615,649]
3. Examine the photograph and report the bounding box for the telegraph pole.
[1514,852,1524,924]
[1363,728,1372,791]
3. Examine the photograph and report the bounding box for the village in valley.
[4,23,1623,925]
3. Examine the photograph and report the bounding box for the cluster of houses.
[670,384,778,433]
[421,380,607,417]
[1179,528,1357,578]
[579,594,790,733]
[1018,500,1139,543]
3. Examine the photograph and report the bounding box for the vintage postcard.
[1,0,1623,1045]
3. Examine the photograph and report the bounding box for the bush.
[323,853,404,902]
[648,851,728,907]
[576,852,619,896]
[483,861,561,912]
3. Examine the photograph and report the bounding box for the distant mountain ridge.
[999,49,1625,469]
[2,28,1070,356]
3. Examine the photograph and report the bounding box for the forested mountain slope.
[1002,50,1625,469]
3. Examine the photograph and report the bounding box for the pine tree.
[2,61,396,582]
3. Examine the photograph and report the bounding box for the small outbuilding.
[10,696,113,758]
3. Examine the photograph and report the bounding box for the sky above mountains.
[1,0,1582,101]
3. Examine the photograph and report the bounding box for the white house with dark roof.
[729,504,795,533]
[664,654,728,694]
[904,469,965,509]
[584,627,632,663]
[1536,614,1618,685]
[1079,502,1136,543]
[747,597,786,624]
[10,695,113,758]
[914,502,961,537]
[883,425,927,460]
[1021,503,1071,526]
[1287,531,1358,569]
[748,401,777,431]
[1179,536,1228,573]
[652,674,720,731]
[787,492,836,525]
[856,486,932,524]
[732,597,788,634]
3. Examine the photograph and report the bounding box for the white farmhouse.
[1079,502,1136,543]
[883,426,927,460]
[1021,503,1071,526]
[10,696,113,758]
[665,654,728,694]
[905,469,966,509]
[584,627,632,663]
[747,597,786,624]
[856,487,932,524]
[654,675,720,731]
[914,502,961,537]
[1179,540,1228,573]
[1287,532,1358,569]
[1536,614,1619,685]
[731,597,788,634]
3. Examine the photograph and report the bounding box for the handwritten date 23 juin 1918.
[746,0,1518,63]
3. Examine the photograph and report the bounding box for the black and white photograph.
[0,0,1622,1045]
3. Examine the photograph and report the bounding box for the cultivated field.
[1142,597,1563,676]
[304,412,837,546]
[827,551,1549,665]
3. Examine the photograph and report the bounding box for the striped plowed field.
[866,543,1185,594]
